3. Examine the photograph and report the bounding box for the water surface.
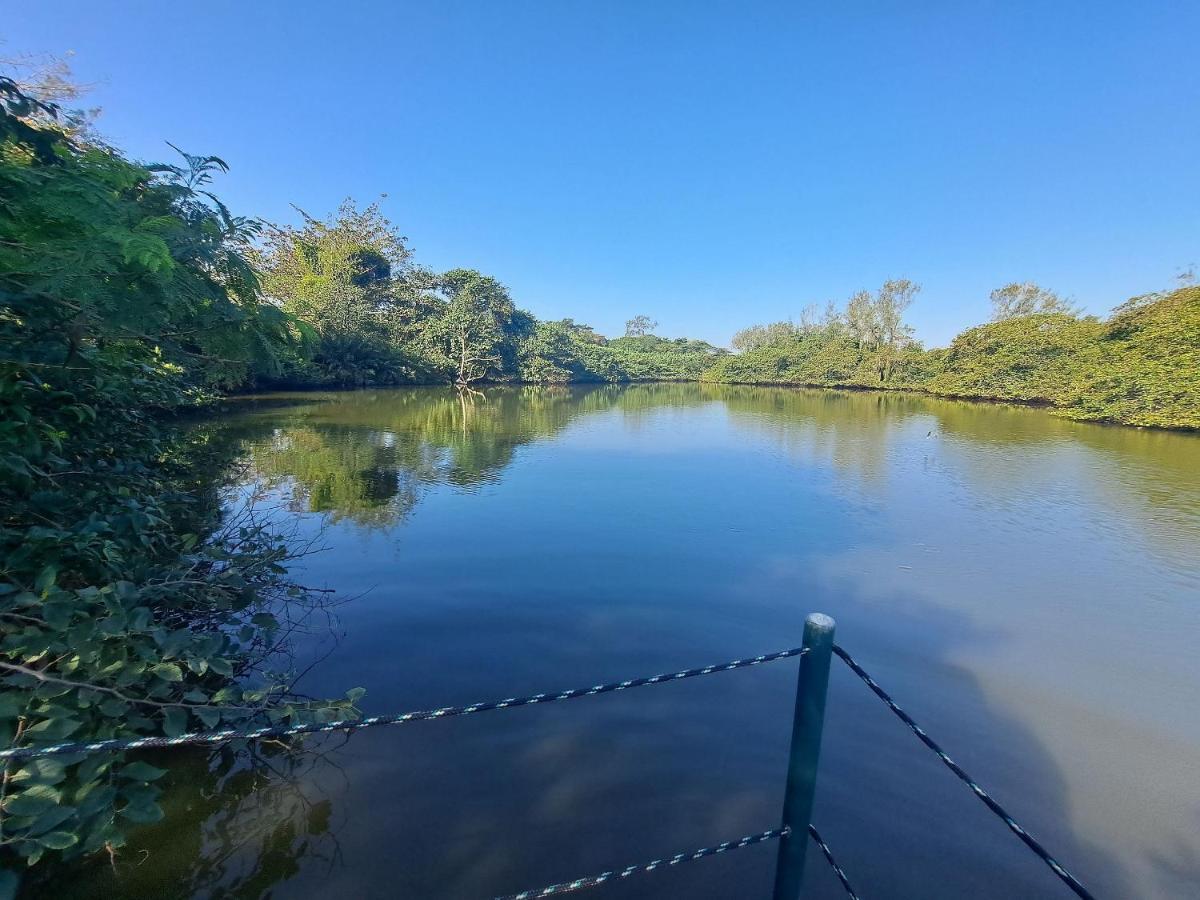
[55,384,1200,898]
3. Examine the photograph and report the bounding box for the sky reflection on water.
[41,384,1200,899]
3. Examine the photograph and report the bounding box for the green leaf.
[11,758,66,786]
[34,564,57,595]
[76,785,117,818]
[0,694,21,719]
[3,784,60,816]
[24,805,75,837]
[150,663,183,682]
[162,707,188,737]
[35,832,78,850]
[120,783,158,807]
[98,698,128,717]
[41,601,73,630]
[25,717,82,740]
[119,761,167,782]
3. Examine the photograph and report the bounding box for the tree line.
[710,277,1198,430]
[252,193,1197,431]
[248,202,726,388]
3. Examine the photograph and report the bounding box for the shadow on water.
[28,383,1199,898]
[33,590,1135,899]
[809,583,1132,900]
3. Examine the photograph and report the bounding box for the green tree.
[989,282,1080,320]
[422,269,520,384]
[254,201,420,385]
[624,314,657,337]
[1063,285,1200,428]
[925,313,1102,402]
[872,278,920,382]
[554,318,607,345]
[607,334,726,380]
[731,321,800,352]
[842,280,919,382]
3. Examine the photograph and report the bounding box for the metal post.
[772,613,836,900]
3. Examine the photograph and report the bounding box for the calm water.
[50,385,1200,899]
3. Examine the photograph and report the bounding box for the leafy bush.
[924,313,1105,403]
[606,335,728,380]
[1060,286,1200,428]
[1,80,357,877]
[708,288,1198,430]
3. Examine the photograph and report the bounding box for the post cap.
[805,612,836,633]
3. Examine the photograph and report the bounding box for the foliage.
[844,279,920,382]
[989,281,1080,320]
[553,318,606,345]
[606,335,727,380]
[710,282,1198,430]
[252,205,723,387]
[731,321,802,352]
[0,82,357,877]
[624,315,657,337]
[925,288,1200,428]
[924,313,1104,403]
[517,321,621,383]
[253,201,421,386]
[1058,286,1200,428]
[705,281,923,389]
[420,269,523,384]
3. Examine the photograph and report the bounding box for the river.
[54,384,1200,898]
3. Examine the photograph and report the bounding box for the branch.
[0,660,273,713]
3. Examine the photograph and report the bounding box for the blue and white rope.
[493,827,789,899]
[0,646,807,763]
[832,645,1094,900]
[808,823,861,899]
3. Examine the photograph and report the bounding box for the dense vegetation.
[706,282,1200,430]
[251,204,726,388]
[257,215,1198,431]
[0,78,361,883]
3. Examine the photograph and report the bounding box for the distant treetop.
[625,314,657,337]
[989,282,1080,320]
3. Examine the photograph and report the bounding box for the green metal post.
[772,612,836,900]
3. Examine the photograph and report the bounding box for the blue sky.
[7,1,1199,347]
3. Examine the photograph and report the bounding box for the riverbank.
[697,378,1198,432]
[702,285,1200,432]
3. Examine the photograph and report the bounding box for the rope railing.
[1,621,1100,900]
[495,823,858,900]
[0,646,807,763]
[807,824,861,899]
[832,644,1095,900]
[493,827,789,899]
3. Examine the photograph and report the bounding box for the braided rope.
[0,647,806,763]
[832,645,1094,900]
[493,827,788,899]
[808,824,861,899]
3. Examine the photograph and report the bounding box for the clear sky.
[7,1,1199,347]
